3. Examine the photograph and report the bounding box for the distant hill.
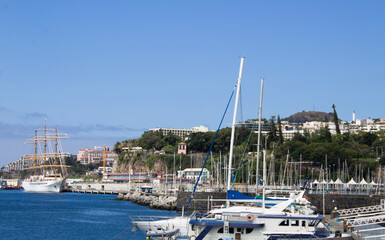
[284,111,333,123]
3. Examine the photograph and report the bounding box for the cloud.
[0,122,33,139]
[23,112,48,119]
[0,121,147,142]
[64,124,147,134]
[0,106,7,111]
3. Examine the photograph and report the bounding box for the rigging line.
[184,86,236,213]
[231,118,257,190]
[109,226,132,240]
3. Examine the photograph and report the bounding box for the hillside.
[284,111,334,123]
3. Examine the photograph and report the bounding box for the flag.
[259,178,263,184]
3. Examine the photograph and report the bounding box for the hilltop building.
[4,155,37,172]
[235,120,270,133]
[239,112,385,140]
[150,125,209,140]
[177,142,187,155]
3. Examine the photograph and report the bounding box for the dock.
[333,202,385,239]
[70,189,123,194]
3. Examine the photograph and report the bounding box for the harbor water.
[0,190,176,240]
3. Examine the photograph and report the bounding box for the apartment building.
[76,148,116,166]
[150,125,209,139]
[4,155,36,172]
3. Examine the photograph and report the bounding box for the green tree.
[137,130,164,150]
[277,115,284,145]
[162,144,177,154]
[356,132,377,147]
[332,104,341,134]
[163,132,181,146]
[267,116,277,148]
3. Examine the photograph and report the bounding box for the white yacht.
[133,196,350,239]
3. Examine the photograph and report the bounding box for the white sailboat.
[22,124,70,193]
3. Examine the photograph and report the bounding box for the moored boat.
[22,124,70,193]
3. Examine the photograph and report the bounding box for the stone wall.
[177,191,227,212]
[306,194,385,214]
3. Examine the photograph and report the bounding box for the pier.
[69,189,121,194]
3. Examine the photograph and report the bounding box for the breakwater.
[116,191,177,210]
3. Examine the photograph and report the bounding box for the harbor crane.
[94,145,111,180]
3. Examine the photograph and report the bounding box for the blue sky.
[1,1,385,166]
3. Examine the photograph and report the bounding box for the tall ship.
[22,124,70,193]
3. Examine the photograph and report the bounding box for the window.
[279,220,289,226]
[217,228,223,233]
[291,220,299,226]
[245,228,253,234]
[302,221,306,227]
[229,228,234,234]
[308,220,317,227]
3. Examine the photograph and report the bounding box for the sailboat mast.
[227,57,245,200]
[55,125,58,179]
[262,150,266,211]
[256,78,264,193]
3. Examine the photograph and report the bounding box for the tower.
[353,111,356,123]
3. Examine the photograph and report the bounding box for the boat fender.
[189,234,196,240]
[246,214,254,222]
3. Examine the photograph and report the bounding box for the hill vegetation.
[113,121,385,182]
[284,111,334,123]
[112,107,385,182]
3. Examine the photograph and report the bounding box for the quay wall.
[177,191,227,213]
[306,194,385,214]
[70,182,131,192]
[176,192,385,214]
[67,182,385,214]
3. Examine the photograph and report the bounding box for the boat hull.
[22,178,64,193]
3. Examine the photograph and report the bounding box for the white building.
[5,155,36,172]
[150,125,209,139]
[281,129,304,140]
[178,168,210,183]
[302,121,346,134]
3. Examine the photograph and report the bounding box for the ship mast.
[34,130,37,176]
[24,124,70,175]
[256,78,264,193]
[44,121,47,177]
[227,57,245,207]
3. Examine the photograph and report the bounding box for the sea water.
[0,190,176,240]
